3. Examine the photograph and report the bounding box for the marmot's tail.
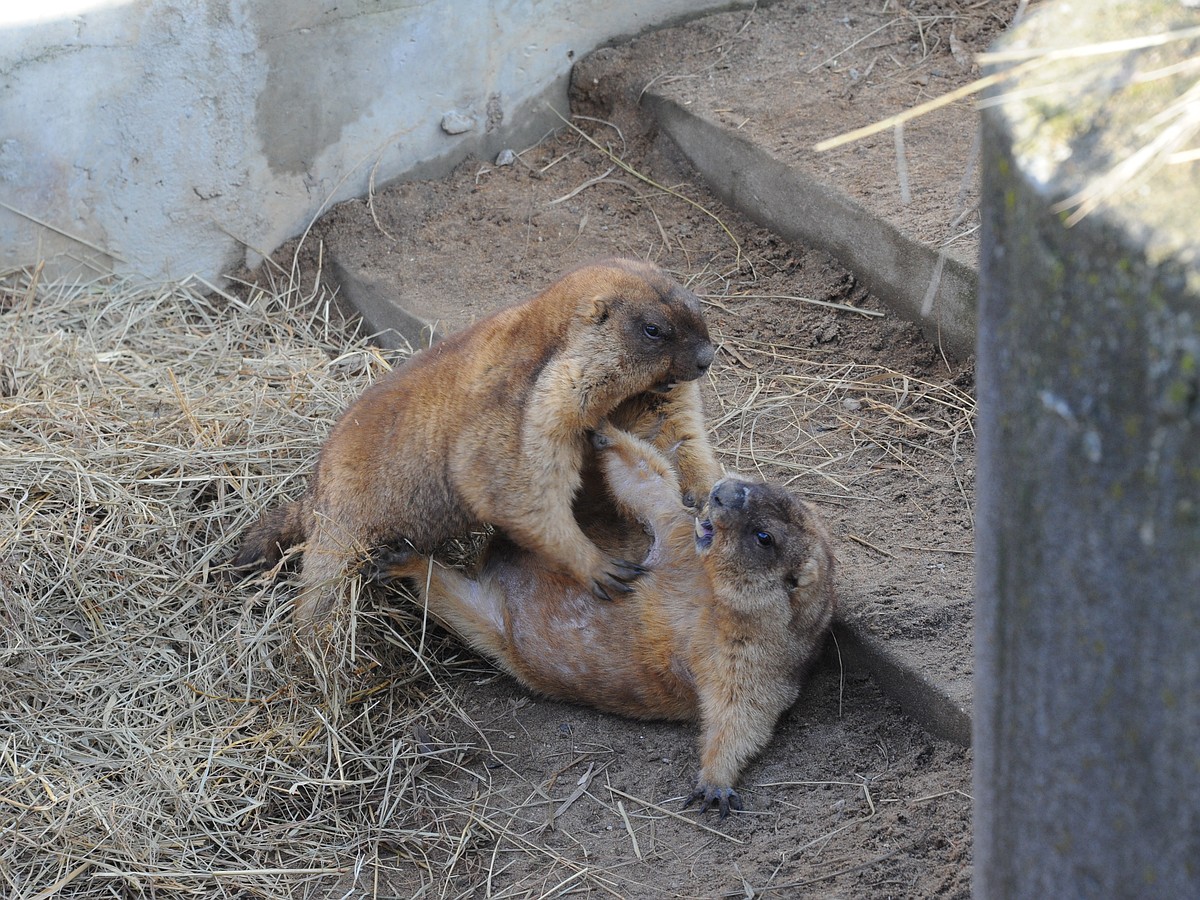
[229,497,310,572]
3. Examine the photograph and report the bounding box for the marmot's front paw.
[684,782,744,821]
[589,558,647,601]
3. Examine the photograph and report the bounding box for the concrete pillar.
[975,1,1200,896]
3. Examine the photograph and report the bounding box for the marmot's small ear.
[585,295,611,325]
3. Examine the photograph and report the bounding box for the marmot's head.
[694,477,837,630]
[565,258,714,401]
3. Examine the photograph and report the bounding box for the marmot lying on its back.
[231,259,719,638]
[373,423,837,818]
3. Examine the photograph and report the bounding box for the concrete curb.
[833,621,971,747]
[640,94,976,746]
[643,93,978,362]
[326,255,442,353]
[325,100,978,749]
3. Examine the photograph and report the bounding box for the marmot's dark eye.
[756,531,773,547]
[643,323,662,339]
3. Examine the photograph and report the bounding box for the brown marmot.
[231,258,718,636]
[372,423,837,818]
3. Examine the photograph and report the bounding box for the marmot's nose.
[711,479,748,510]
[696,342,715,373]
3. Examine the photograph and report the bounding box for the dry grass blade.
[812,60,1044,152]
[551,108,745,267]
[806,19,899,74]
[605,786,745,845]
[1052,76,1200,224]
[706,330,975,508]
[0,201,128,264]
[547,166,617,205]
[616,800,643,861]
[977,23,1200,65]
[700,292,885,318]
[816,13,1200,228]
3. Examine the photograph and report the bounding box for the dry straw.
[813,13,1200,226]
[0,268,540,899]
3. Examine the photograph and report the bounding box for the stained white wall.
[0,0,737,283]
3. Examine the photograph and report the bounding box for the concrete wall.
[0,0,738,283]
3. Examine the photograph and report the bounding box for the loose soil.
[259,1,1015,896]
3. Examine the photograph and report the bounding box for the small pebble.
[495,148,516,166]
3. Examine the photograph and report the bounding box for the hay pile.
[0,269,500,898]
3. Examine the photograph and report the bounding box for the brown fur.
[231,258,718,636]
[374,423,837,818]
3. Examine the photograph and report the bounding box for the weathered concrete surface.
[0,0,746,284]
[975,1,1200,895]
[643,94,979,360]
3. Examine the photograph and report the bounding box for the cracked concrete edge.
[833,618,972,747]
[326,254,443,353]
[644,92,978,361]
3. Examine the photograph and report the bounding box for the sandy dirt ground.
[254,1,1018,896]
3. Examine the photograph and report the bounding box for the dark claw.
[610,559,648,581]
[591,574,634,601]
[592,558,646,601]
[683,783,744,821]
[590,556,648,607]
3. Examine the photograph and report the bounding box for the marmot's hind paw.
[590,425,617,450]
[684,783,744,821]
[364,547,422,585]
